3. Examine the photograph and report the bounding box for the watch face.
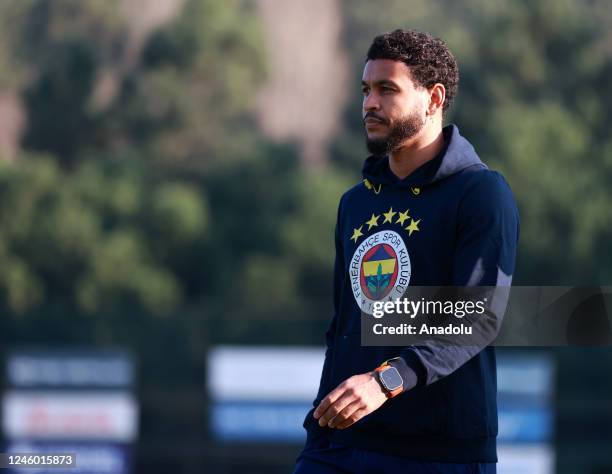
[380,367,403,391]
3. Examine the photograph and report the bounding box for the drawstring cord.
[363,178,382,195]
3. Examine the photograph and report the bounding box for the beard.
[365,108,426,156]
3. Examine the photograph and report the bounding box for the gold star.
[406,218,421,236]
[382,207,396,224]
[366,213,379,230]
[350,225,364,243]
[396,209,410,226]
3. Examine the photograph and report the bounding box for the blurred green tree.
[0,155,207,318]
[105,0,266,168]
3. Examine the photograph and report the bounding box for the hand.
[313,371,388,430]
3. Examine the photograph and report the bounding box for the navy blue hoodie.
[302,124,520,463]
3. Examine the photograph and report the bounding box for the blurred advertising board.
[497,444,554,474]
[6,350,134,389]
[3,391,137,441]
[2,349,137,474]
[208,346,324,442]
[497,351,555,474]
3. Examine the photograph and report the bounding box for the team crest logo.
[350,230,411,314]
[362,244,397,300]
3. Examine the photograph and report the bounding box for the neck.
[388,121,445,180]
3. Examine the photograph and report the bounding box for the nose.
[363,90,380,113]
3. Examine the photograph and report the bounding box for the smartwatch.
[374,358,403,398]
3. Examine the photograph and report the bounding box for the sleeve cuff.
[388,351,427,392]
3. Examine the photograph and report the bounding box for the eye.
[361,87,369,95]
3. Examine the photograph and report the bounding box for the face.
[361,59,428,156]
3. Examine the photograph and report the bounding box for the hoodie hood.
[362,124,486,190]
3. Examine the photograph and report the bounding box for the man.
[294,30,519,473]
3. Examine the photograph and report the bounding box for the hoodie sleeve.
[390,171,520,390]
[302,195,345,440]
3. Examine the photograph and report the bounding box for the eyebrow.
[361,80,399,88]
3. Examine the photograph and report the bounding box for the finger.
[318,392,359,427]
[335,407,369,430]
[328,399,361,428]
[313,381,350,419]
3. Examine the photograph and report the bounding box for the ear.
[426,83,446,116]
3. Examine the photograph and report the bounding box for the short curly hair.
[366,29,459,112]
